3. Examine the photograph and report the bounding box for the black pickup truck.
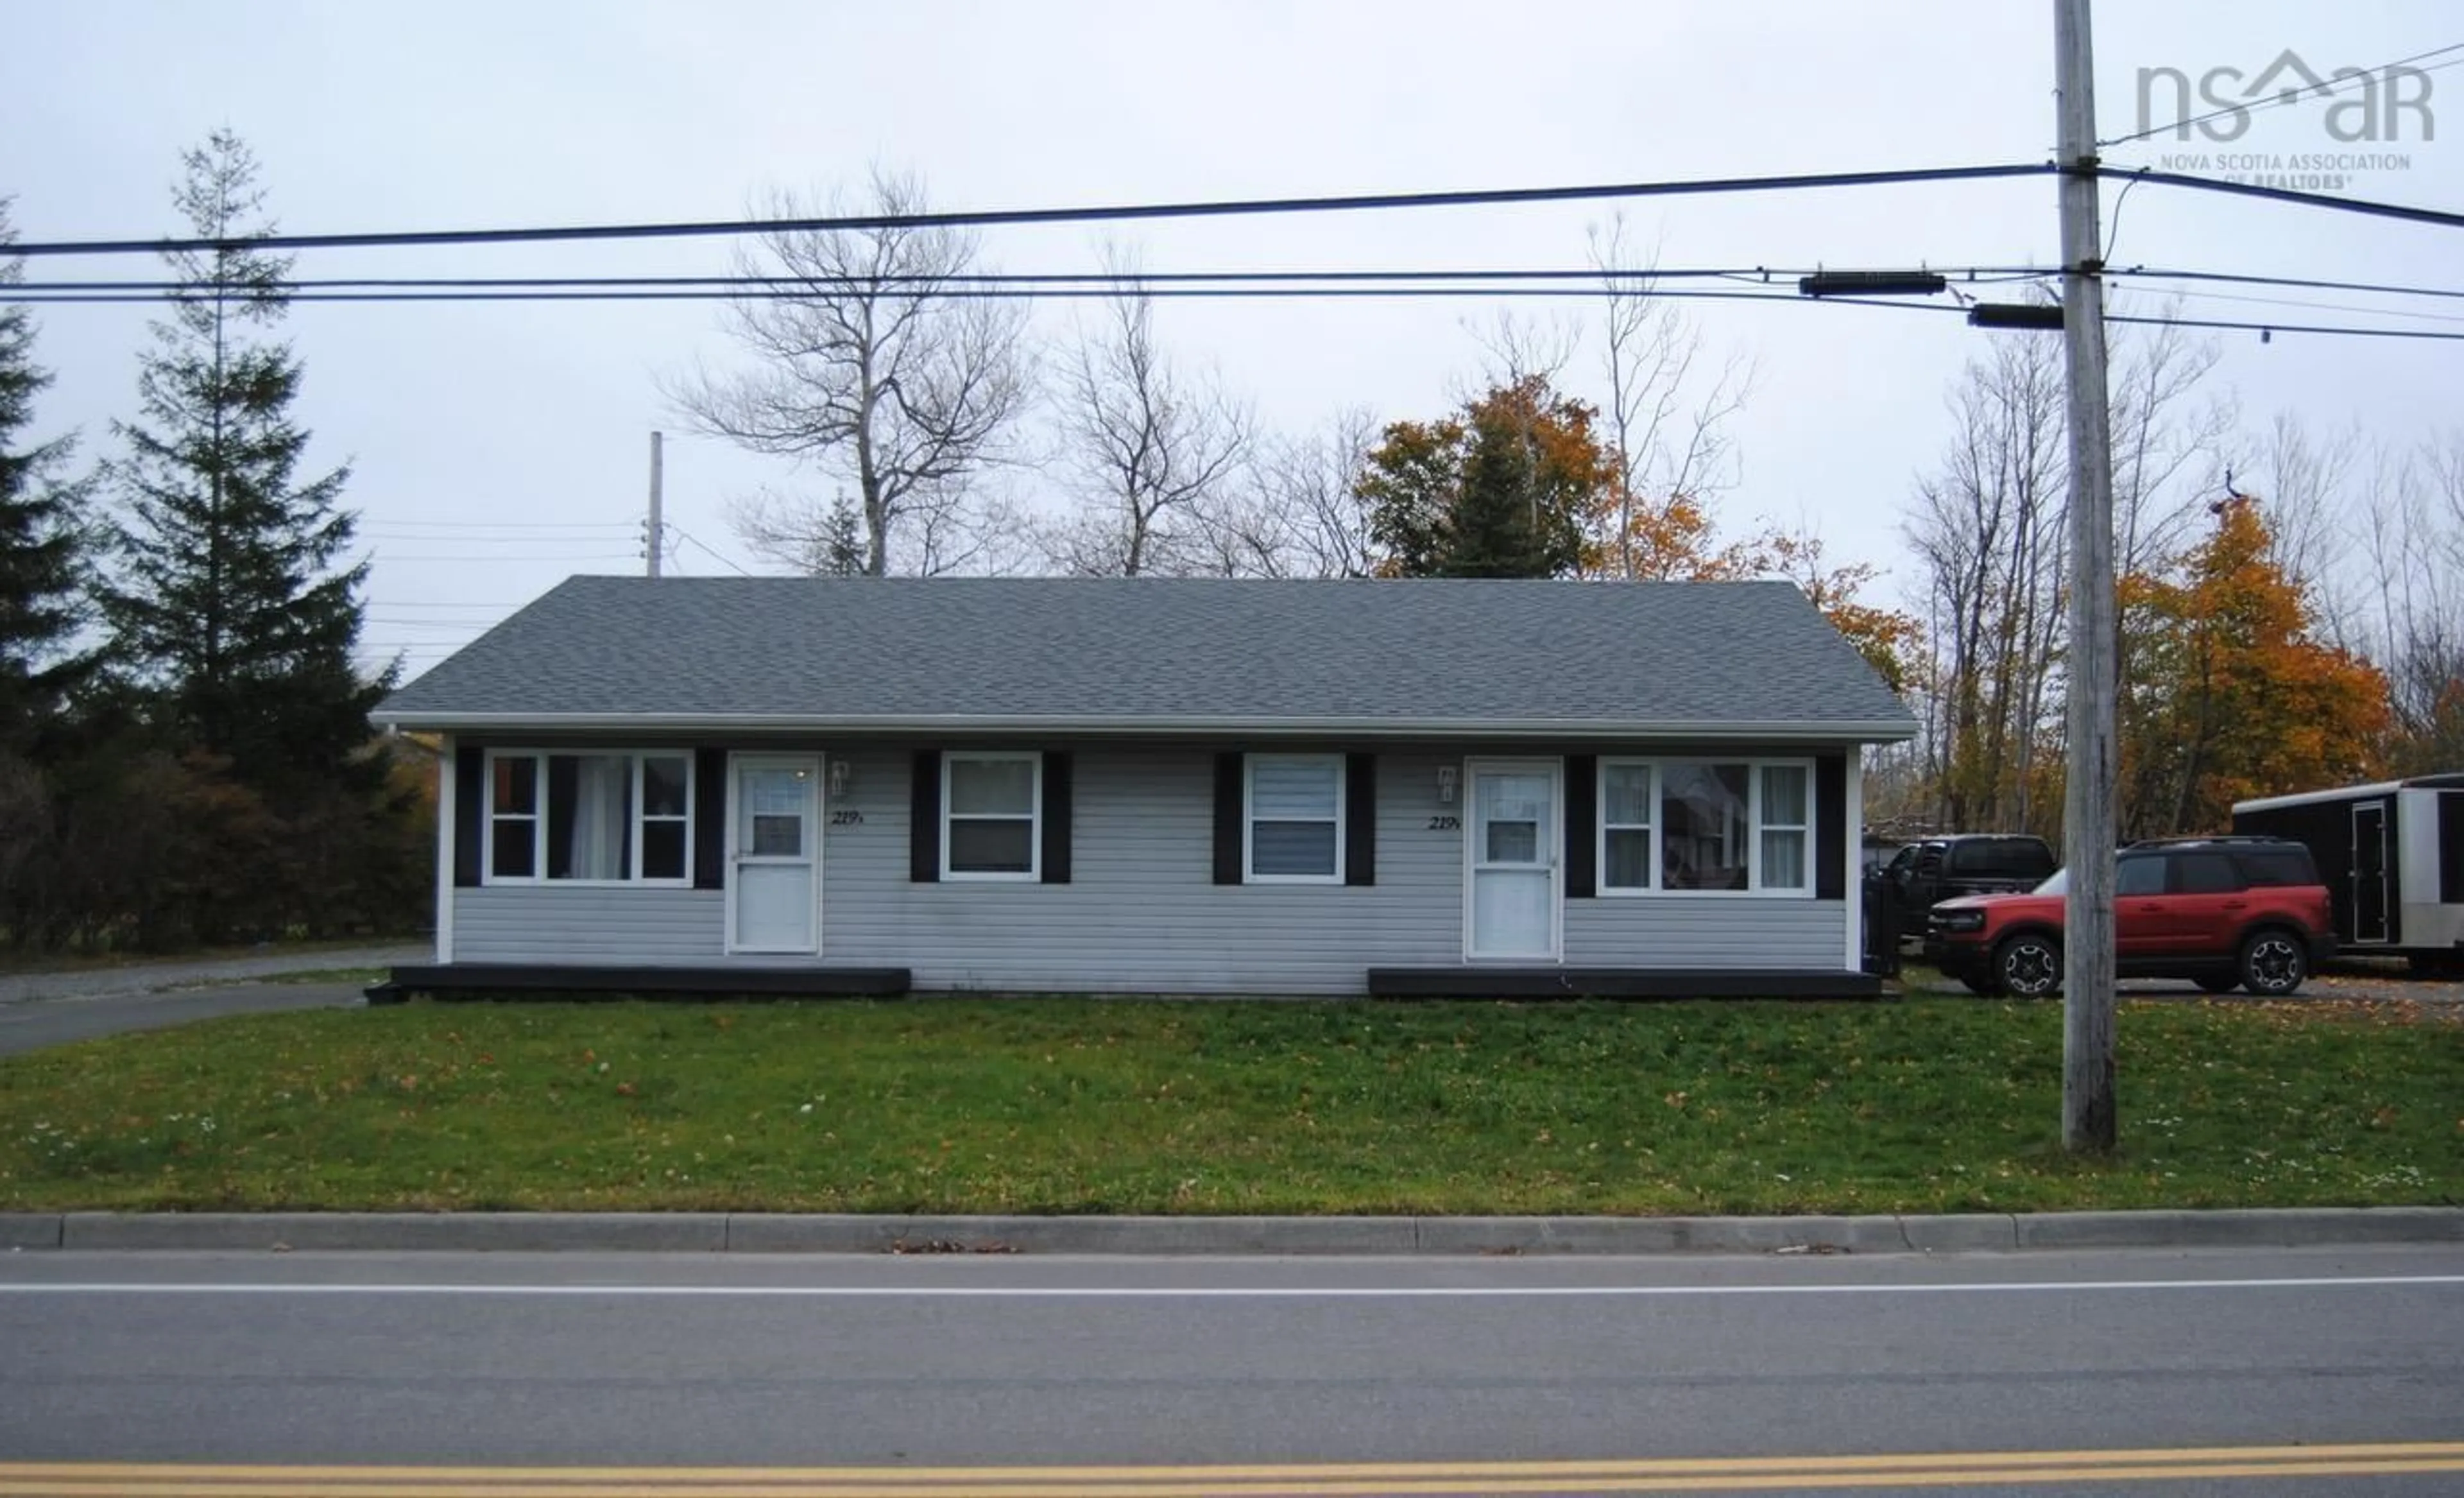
[1874,833,2058,936]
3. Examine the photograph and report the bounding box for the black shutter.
[452,744,484,887]
[1041,752,1073,884]
[1213,752,1244,885]
[1816,753,1847,900]
[911,750,942,882]
[1565,754,1597,899]
[693,749,726,890]
[1344,753,1376,886]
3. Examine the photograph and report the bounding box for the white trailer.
[2232,773,2464,976]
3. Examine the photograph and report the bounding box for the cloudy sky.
[3,1,2456,678]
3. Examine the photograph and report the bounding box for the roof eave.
[368,709,1919,744]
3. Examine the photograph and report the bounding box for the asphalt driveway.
[0,943,424,1007]
[0,981,375,1058]
[0,942,422,1058]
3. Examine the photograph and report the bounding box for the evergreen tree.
[1356,377,1607,579]
[99,132,382,783]
[818,492,866,576]
[1441,400,1562,578]
[0,198,94,753]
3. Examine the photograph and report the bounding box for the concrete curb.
[3,1207,2458,1255]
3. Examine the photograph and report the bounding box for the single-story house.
[368,576,1917,998]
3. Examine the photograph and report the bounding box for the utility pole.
[2055,0,2119,1153]
[646,429,665,579]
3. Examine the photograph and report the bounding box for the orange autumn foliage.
[1354,377,1918,698]
[2117,495,2390,838]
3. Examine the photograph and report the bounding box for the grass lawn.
[1,996,2456,1215]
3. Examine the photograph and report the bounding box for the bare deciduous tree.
[2229,411,2363,642]
[1254,408,1382,578]
[2106,306,2233,578]
[1165,409,1382,579]
[1047,265,1251,576]
[2355,434,2464,770]
[668,170,1031,576]
[1588,216,1754,579]
[1901,300,2232,838]
[1904,332,2069,836]
[1466,307,1580,392]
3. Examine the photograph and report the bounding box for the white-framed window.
[1596,758,1815,896]
[943,750,1040,880]
[1245,753,1345,882]
[1599,760,1654,892]
[488,753,540,880]
[482,750,694,886]
[1758,763,1811,893]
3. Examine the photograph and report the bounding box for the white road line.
[0,1275,2457,1298]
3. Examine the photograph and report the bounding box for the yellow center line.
[0,1445,2458,1496]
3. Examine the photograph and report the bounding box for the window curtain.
[564,755,632,880]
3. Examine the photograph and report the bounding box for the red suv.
[1925,836,2336,997]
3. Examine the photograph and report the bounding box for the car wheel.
[1994,934,2062,998]
[2194,975,2240,995]
[2239,929,2309,997]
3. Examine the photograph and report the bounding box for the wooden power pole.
[646,430,665,579]
[2055,0,2119,1153]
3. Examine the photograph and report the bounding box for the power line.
[3,163,2055,259]
[22,270,2463,343]
[370,551,642,562]
[2127,286,2464,326]
[354,517,636,530]
[361,537,649,549]
[361,537,644,548]
[3,286,1861,305]
[5,265,2048,293]
[30,272,2458,345]
[7,285,2001,311]
[2107,311,2464,342]
[2135,169,2464,232]
[2101,43,2464,149]
[2113,266,2464,302]
[667,528,754,576]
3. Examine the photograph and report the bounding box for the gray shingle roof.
[373,576,1915,738]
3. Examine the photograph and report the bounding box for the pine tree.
[1441,400,1559,578]
[99,131,382,784]
[1356,377,1607,579]
[0,198,94,754]
[818,493,866,576]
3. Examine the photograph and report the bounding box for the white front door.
[1466,759,1561,960]
[730,755,820,954]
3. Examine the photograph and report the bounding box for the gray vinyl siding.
[445,741,1858,988]
[1565,897,1845,969]
[453,886,723,965]
[823,746,1459,993]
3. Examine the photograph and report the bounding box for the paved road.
[0,943,424,1006]
[0,980,373,1058]
[0,1244,2456,1494]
